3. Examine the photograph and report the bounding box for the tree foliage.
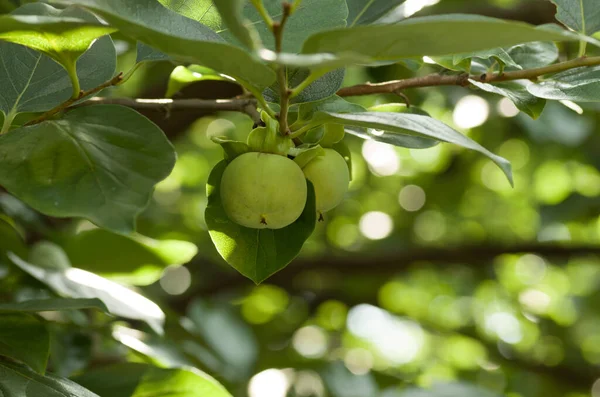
[1,0,600,396]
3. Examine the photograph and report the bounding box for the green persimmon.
[220,152,307,229]
[302,148,350,213]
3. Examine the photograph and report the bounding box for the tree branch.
[25,73,124,126]
[75,97,263,125]
[337,56,600,97]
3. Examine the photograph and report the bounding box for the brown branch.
[25,73,124,126]
[337,56,600,97]
[75,97,263,125]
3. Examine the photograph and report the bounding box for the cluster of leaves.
[1,0,600,396]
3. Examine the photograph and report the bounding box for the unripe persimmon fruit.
[302,149,349,213]
[220,152,307,229]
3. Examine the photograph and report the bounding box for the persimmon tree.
[0,0,600,396]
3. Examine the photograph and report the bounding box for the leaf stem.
[578,41,587,58]
[64,62,82,100]
[251,0,274,29]
[25,72,124,126]
[337,56,600,97]
[1,109,16,134]
[273,2,293,135]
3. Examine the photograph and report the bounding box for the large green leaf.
[301,15,585,59]
[166,65,235,98]
[527,66,600,102]
[0,361,99,396]
[0,3,114,89]
[74,363,232,397]
[0,105,175,234]
[314,112,513,184]
[0,36,116,128]
[346,0,405,26]
[0,298,108,313]
[9,252,166,334]
[471,80,546,119]
[63,229,198,286]
[264,68,346,104]
[550,0,600,35]
[205,161,317,284]
[0,313,49,373]
[63,0,275,89]
[164,0,348,53]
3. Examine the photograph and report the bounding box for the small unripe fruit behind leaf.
[302,149,350,213]
[220,152,307,229]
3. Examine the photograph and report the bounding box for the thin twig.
[74,97,263,125]
[25,73,124,126]
[337,56,600,97]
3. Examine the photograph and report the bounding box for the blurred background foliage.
[2,0,600,396]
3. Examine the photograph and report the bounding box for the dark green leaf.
[302,15,585,60]
[210,0,259,49]
[62,229,197,285]
[183,299,258,380]
[0,298,108,312]
[265,68,346,104]
[346,0,405,26]
[0,35,116,124]
[296,95,366,122]
[205,161,317,284]
[0,105,175,234]
[322,362,378,397]
[136,42,169,63]
[471,80,546,119]
[550,0,600,35]
[165,0,348,53]
[0,313,49,373]
[316,112,513,184]
[74,363,232,397]
[527,66,600,102]
[0,360,99,396]
[507,41,559,69]
[49,331,92,377]
[64,0,275,89]
[0,4,114,68]
[0,218,26,265]
[9,252,165,334]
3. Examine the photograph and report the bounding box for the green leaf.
[550,0,600,35]
[0,313,49,373]
[165,0,348,53]
[0,360,100,396]
[0,36,116,124]
[0,4,114,61]
[205,161,317,284]
[0,298,108,313]
[64,0,276,89]
[316,112,513,184]
[209,0,260,50]
[302,14,584,60]
[506,41,559,69]
[0,218,26,264]
[527,66,600,102]
[471,79,546,119]
[265,68,346,104]
[9,252,166,334]
[0,105,175,234]
[62,229,198,286]
[49,330,92,377]
[167,65,235,98]
[74,363,232,397]
[346,0,405,26]
[211,137,250,161]
[296,95,366,123]
[292,145,326,168]
[247,120,294,156]
[183,299,258,380]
